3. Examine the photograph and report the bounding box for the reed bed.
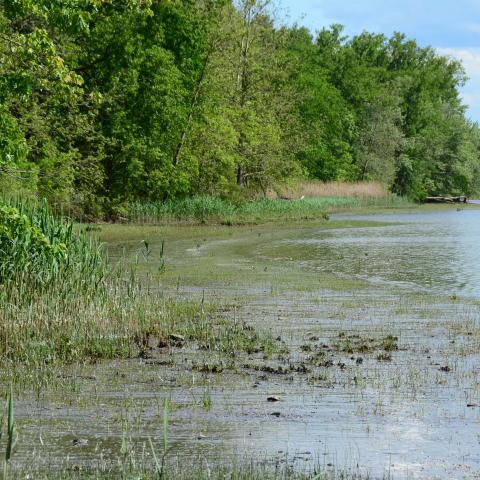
[292,180,388,199]
[126,194,409,225]
[0,199,106,298]
[0,273,274,372]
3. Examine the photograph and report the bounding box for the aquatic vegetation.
[0,200,106,292]
[0,387,16,477]
[333,333,399,354]
[2,456,375,480]
[1,207,480,479]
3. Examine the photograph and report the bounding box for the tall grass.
[0,199,106,299]
[126,194,411,225]
[8,462,373,480]
[289,180,388,199]
[0,387,16,478]
[0,199,275,371]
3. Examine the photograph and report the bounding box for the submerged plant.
[149,399,170,479]
[0,387,17,478]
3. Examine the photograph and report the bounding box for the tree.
[288,26,356,181]
[0,0,103,212]
[1,1,479,212]
[355,93,404,187]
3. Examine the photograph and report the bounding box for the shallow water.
[10,207,480,479]
[330,208,480,296]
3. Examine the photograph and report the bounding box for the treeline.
[1,0,479,217]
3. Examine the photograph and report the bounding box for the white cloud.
[438,47,480,77]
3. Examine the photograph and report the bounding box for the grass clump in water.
[334,332,399,354]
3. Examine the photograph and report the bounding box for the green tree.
[355,92,404,187]
[288,26,356,181]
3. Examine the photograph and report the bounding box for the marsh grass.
[0,278,277,375]
[333,333,399,355]
[280,180,388,199]
[0,200,277,378]
[7,450,374,480]
[125,195,410,225]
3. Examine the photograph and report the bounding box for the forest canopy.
[1,0,479,217]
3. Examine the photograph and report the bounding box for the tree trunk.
[236,3,251,186]
[236,164,244,186]
[172,49,212,167]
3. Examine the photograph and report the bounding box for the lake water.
[300,208,480,297]
[11,207,480,479]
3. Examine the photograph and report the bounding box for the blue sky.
[279,0,480,122]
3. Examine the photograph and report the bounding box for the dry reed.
[277,181,388,199]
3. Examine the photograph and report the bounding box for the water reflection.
[258,209,480,297]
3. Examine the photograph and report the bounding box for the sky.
[279,0,480,122]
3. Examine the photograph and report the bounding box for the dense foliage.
[0,203,67,283]
[1,0,479,216]
[0,200,105,290]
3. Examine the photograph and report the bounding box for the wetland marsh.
[4,206,480,479]
[4,1,480,477]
